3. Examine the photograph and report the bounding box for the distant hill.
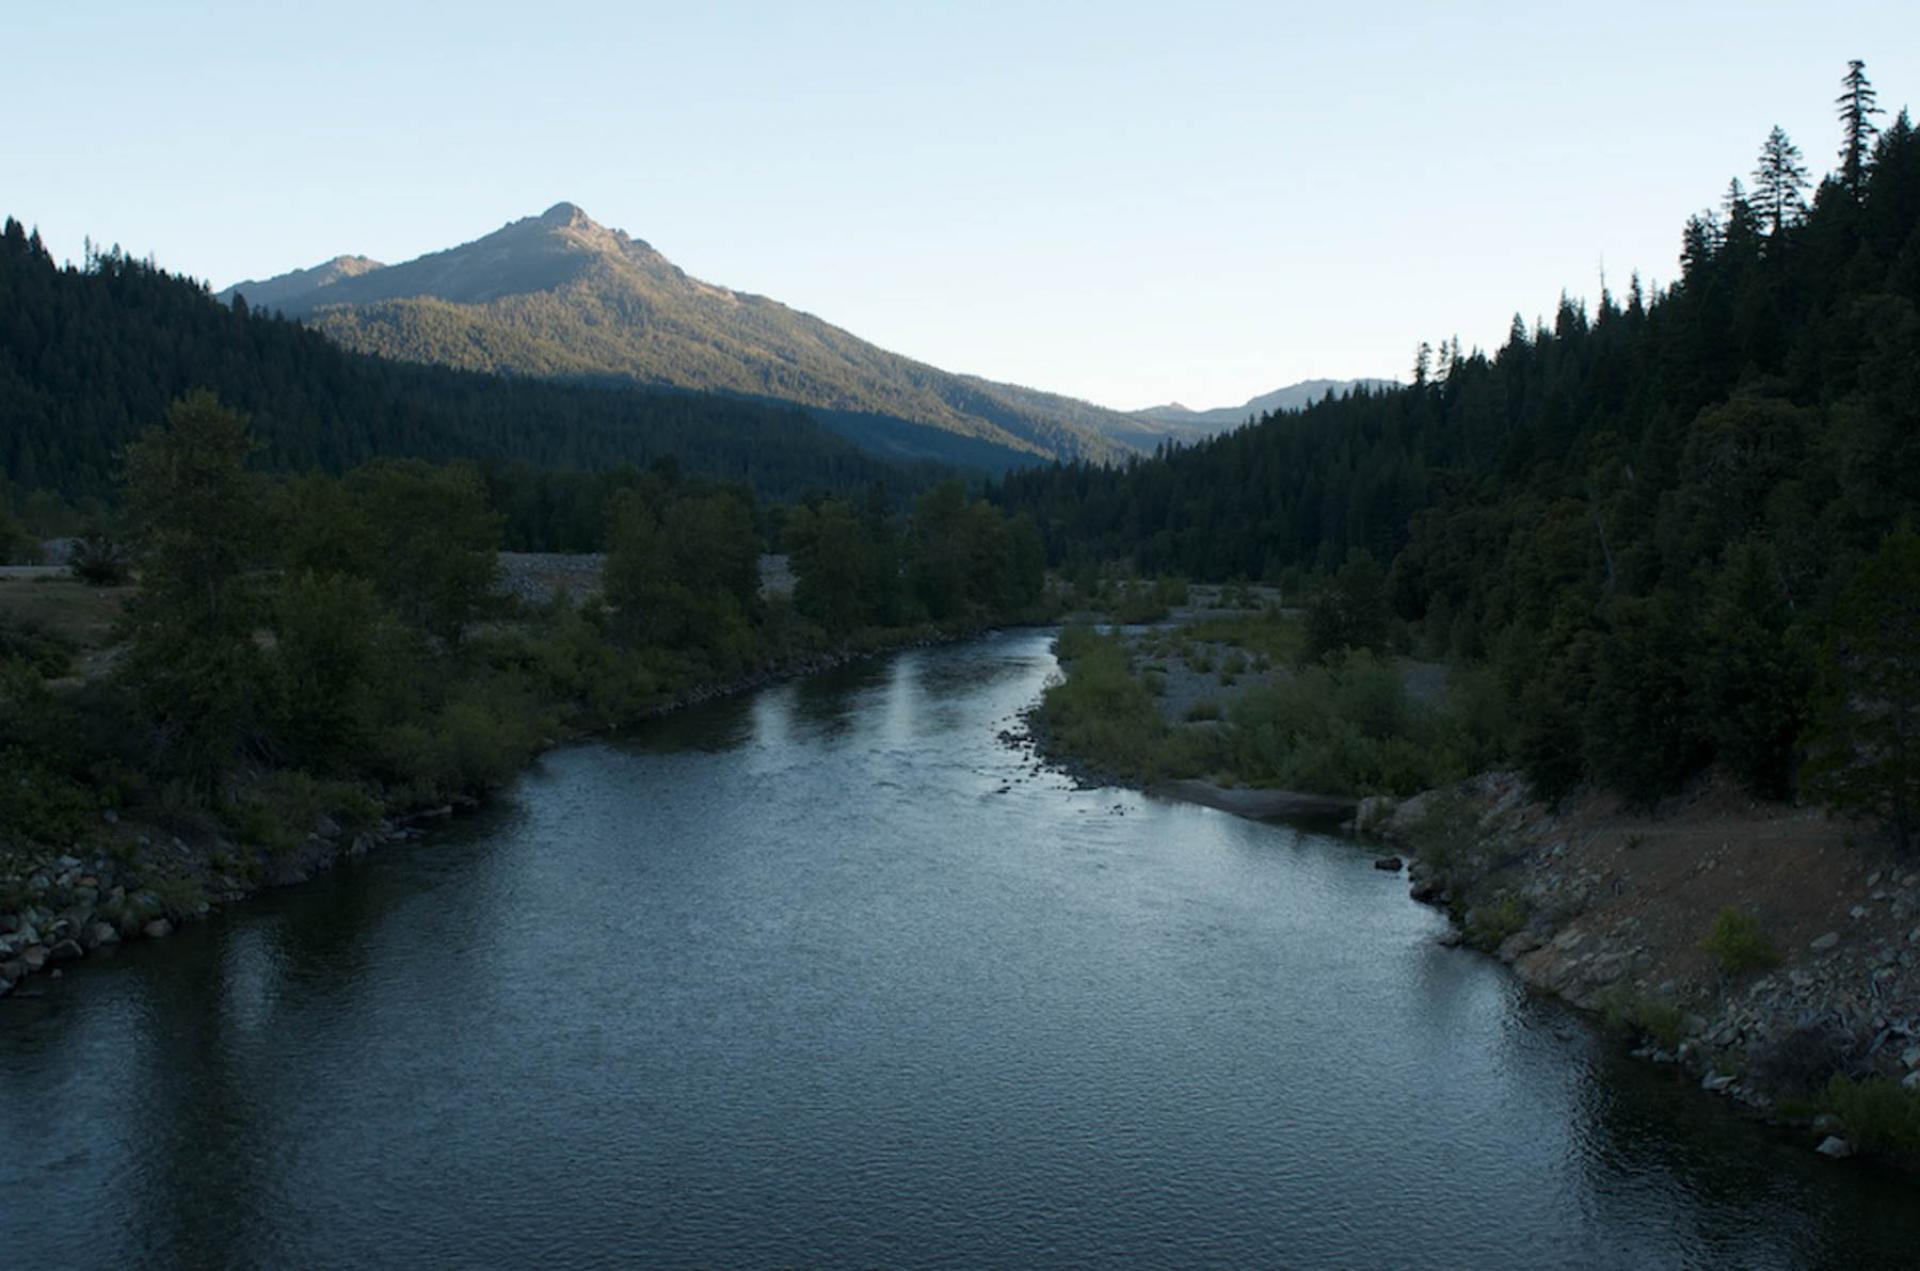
[220,203,1143,465]
[0,217,929,515]
[224,254,384,312]
[1134,379,1398,434]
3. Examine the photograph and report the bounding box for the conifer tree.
[1837,59,1883,198]
[1752,126,1810,237]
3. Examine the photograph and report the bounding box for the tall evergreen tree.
[1838,59,1884,198]
[1752,126,1811,237]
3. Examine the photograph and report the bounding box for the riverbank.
[1019,618,1920,1172]
[1363,772,1920,1166]
[0,617,1005,1004]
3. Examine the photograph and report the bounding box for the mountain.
[223,254,384,312]
[0,217,928,523]
[218,203,1142,466]
[1134,378,1397,433]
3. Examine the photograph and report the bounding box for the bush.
[1597,987,1689,1049]
[67,524,130,586]
[1465,891,1528,949]
[1824,1076,1920,1160]
[1184,699,1222,722]
[1701,907,1780,974]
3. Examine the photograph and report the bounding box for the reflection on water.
[2,632,1916,1269]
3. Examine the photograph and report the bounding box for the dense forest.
[0,221,936,542]
[1003,66,1920,819]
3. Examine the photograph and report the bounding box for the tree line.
[0,220,943,540]
[2,391,1046,852]
[1000,63,1920,835]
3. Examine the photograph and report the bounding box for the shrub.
[67,524,130,586]
[1824,1076,1920,1160]
[1701,907,1780,974]
[1597,987,1689,1049]
[1185,699,1222,722]
[1466,891,1527,949]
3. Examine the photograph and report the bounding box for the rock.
[1437,928,1466,948]
[1904,1071,1920,1092]
[1850,905,1868,920]
[141,918,173,941]
[1904,1045,1920,1070]
[0,913,17,935]
[46,938,83,964]
[1810,932,1841,952]
[21,945,47,972]
[1355,796,1396,834]
[1498,929,1543,962]
[1816,1136,1854,1159]
[1701,1073,1736,1094]
[1373,856,1404,872]
[87,922,119,949]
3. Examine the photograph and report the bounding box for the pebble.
[1810,932,1840,952]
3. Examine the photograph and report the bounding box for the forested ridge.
[0,221,928,526]
[1003,66,1920,818]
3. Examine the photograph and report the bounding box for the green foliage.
[1225,654,1485,797]
[0,498,28,565]
[1465,891,1528,949]
[1184,699,1222,722]
[1597,987,1689,1049]
[266,571,406,772]
[118,392,266,791]
[1582,593,1710,806]
[998,94,1920,807]
[1038,628,1180,779]
[0,219,925,519]
[1700,906,1781,974]
[1697,540,1812,799]
[67,523,129,586]
[1823,1076,1920,1161]
[1804,529,1920,852]
[1304,551,1391,662]
[605,487,761,674]
[0,744,98,845]
[0,619,72,678]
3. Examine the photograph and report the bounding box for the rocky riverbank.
[0,624,994,1005]
[1365,771,1920,1165]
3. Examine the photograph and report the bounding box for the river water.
[3,632,1916,1268]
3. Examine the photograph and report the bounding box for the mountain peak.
[540,201,592,228]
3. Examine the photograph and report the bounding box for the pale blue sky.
[7,2,1914,410]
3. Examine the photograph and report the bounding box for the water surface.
[3,632,1915,1268]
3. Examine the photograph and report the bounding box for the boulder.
[21,945,48,972]
[1373,856,1404,872]
[1497,928,1544,962]
[1809,932,1840,952]
[1815,1136,1854,1159]
[141,918,173,941]
[87,922,120,949]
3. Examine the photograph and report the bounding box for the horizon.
[7,2,1916,411]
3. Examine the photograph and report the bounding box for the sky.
[7,2,1916,412]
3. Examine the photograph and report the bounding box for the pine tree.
[1804,530,1920,853]
[1751,126,1810,237]
[1837,59,1883,198]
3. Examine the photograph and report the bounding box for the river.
[2,631,1916,1268]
